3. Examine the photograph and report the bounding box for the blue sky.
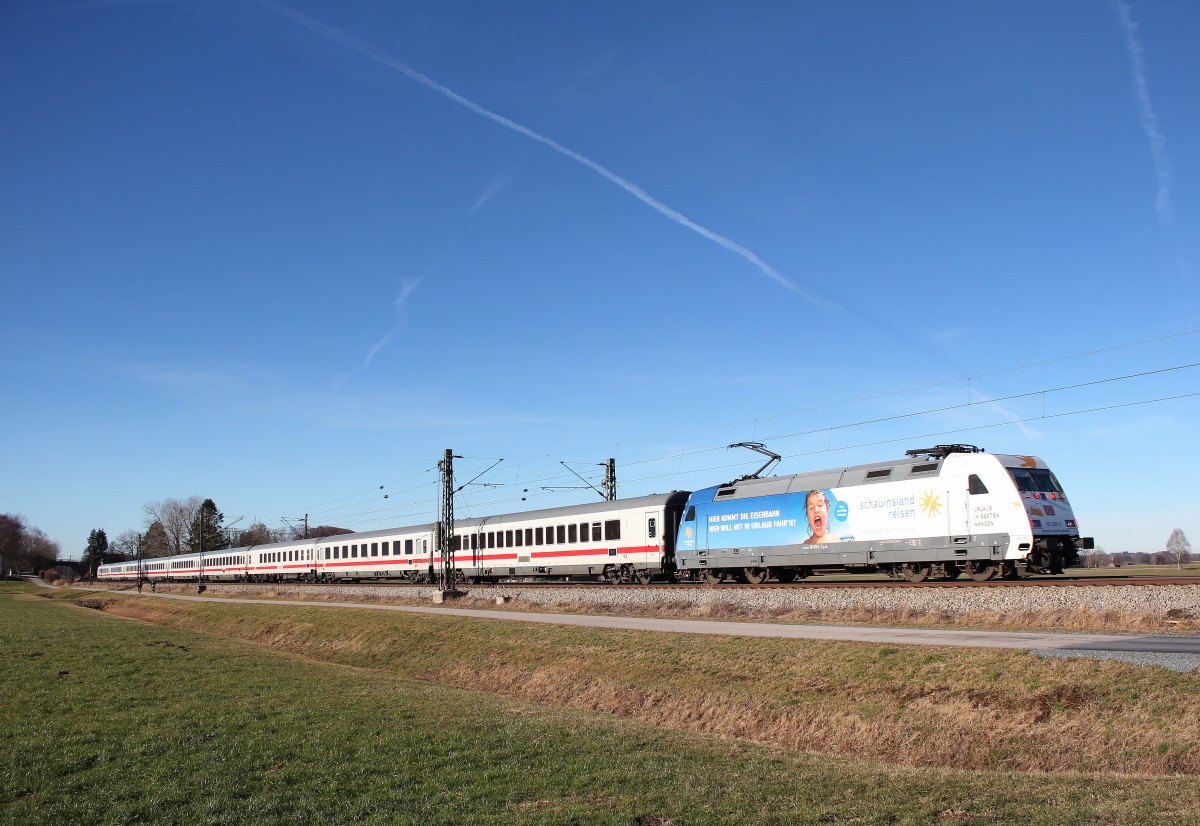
[2,0,1197,558]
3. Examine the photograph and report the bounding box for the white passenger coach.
[98,492,690,586]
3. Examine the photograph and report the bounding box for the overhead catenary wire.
[263,330,1198,532]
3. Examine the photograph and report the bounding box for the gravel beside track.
[122,580,1200,619]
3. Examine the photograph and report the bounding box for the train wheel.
[704,570,727,586]
[742,567,770,585]
[901,563,930,582]
[634,569,654,585]
[966,561,997,582]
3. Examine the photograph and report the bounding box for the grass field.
[3,582,1199,825]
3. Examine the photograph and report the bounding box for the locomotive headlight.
[1065,519,1077,528]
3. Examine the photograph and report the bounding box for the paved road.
[136,590,1200,658]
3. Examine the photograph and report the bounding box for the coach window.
[351,545,357,558]
[591,522,601,541]
[382,542,390,556]
[371,543,378,557]
[515,529,523,547]
[604,520,621,541]
[648,518,657,539]
[486,532,494,549]
[968,474,989,495]
[535,527,544,545]
[568,524,577,544]
[505,530,514,548]
[556,525,566,544]
[525,528,533,546]
[404,539,413,555]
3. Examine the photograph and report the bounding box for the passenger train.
[98,445,1092,586]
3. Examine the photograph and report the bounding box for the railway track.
[135,574,1200,592]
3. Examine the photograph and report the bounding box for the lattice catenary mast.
[438,448,461,592]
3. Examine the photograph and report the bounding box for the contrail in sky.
[256,0,817,301]
[339,278,422,382]
[1115,0,1173,226]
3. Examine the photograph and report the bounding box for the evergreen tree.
[82,528,109,577]
[187,499,229,553]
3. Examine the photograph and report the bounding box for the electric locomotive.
[673,444,1093,583]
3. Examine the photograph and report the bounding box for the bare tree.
[0,514,24,574]
[1,516,61,574]
[143,520,173,558]
[235,522,277,547]
[142,496,202,554]
[1166,529,1192,571]
[110,529,143,561]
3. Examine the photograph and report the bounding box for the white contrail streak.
[340,278,422,381]
[1116,0,1173,226]
[257,0,817,300]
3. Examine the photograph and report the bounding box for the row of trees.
[1,514,63,575]
[80,496,352,573]
[1080,529,1193,569]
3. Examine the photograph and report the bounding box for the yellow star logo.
[920,490,942,518]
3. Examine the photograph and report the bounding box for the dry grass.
[77,592,1200,778]
[86,580,1200,633]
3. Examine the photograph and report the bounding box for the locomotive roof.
[697,448,996,500]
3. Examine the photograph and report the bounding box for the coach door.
[646,511,660,548]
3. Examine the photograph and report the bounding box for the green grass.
[76,589,1200,775]
[3,590,1200,825]
[1069,563,1200,577]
